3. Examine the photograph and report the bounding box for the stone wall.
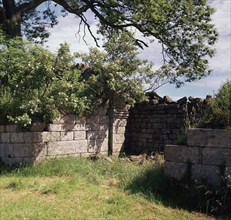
[124,93,211,154]
[0,107,128,165]
[164,128,231,186]
[125,103,188,154]
[0,93,212,165]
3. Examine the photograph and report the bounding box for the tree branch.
[17,0,89,17]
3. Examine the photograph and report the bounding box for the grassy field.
[0,156,215,220]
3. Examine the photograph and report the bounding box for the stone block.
[86,123,108,131]
[60,132,74,141]
[87,138,108,153]
[24,132,39,143]
[5,125,17,132]
[0,144,5,157]
[192,164,221,187]
[48,124,75,132]
[149,118,162,123]
[1,133,10,143]
[1,157,13,166]
[187,128,231,148]
[75,117,86,124]
[30,123,46,132]
[114,112,129,119]
[13,143,34,158]
[86,115,100,124]
[152,123,163,129]
[86,130,108,140]
[99,124,109,131]
[24,132,49,143]
[202,147,231,166]
[141,134,153,139]
[99,116,109,124]
[10,132,24,143]
[73,123,86,131]
[33,143,47,160]
[3,144,13,158]
[0,125,5,132]
[164,161,188,181]
[47,124,62,131]
[113,126,126,134]
[73,131,86,140]
[47,140,88,156]
[59,114,76,124]
[48,132,61,142]
[113,143,124,153]
[113,119,127,127]
[85,123,97,131]
[95,107,108,116]
[164,145,200,164]
[113,133,125,144]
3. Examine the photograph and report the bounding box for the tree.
[197,80,231,129]
[76,31,162,155]
[0,32,92,126]
[0,0,218,85]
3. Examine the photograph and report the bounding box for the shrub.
[0,34,94,127]
[197,80,231,129]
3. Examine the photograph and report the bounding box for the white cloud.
[208,0,231,73]
[44,12,101,53]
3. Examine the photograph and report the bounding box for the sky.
[44,0,231,100]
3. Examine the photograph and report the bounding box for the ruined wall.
[164,128,231,186]
[125,103,187,154]
[124,93,211,154]
[0,93,212,165]
[0,107,128,165]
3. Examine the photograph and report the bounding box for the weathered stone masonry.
[0,108,128,165]
[164,128,231,186]
[125,103,188,154]
[124,94,211,154]
[0,94,211,165]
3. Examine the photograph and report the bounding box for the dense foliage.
[0,33,93,126]
[0,31,159,127]
[75,31,160,107]
[197,80,231,129]
[0,0,218,86]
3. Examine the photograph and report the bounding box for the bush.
[197,80,231,129]
[0,34,95,127]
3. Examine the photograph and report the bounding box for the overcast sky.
[45,0,231,100]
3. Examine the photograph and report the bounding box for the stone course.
[164,128,231,186]
[125,103,188,154]
[0,107,128,165]
[124,93,211,154]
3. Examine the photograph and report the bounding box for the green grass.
[0,157,214,220]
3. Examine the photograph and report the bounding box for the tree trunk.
[2,19,21,38]
[1,0,22,38]
[108,97,115,156]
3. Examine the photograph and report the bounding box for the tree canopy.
[0,0,218,85]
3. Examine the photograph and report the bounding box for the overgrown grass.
[0,157,215,220]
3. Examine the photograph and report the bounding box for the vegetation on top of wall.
[0,31,160,128]
[0,32,93,127]
[196,80,231,129]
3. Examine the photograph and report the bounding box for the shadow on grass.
[0,161,22,175]
[125,165,231,219]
